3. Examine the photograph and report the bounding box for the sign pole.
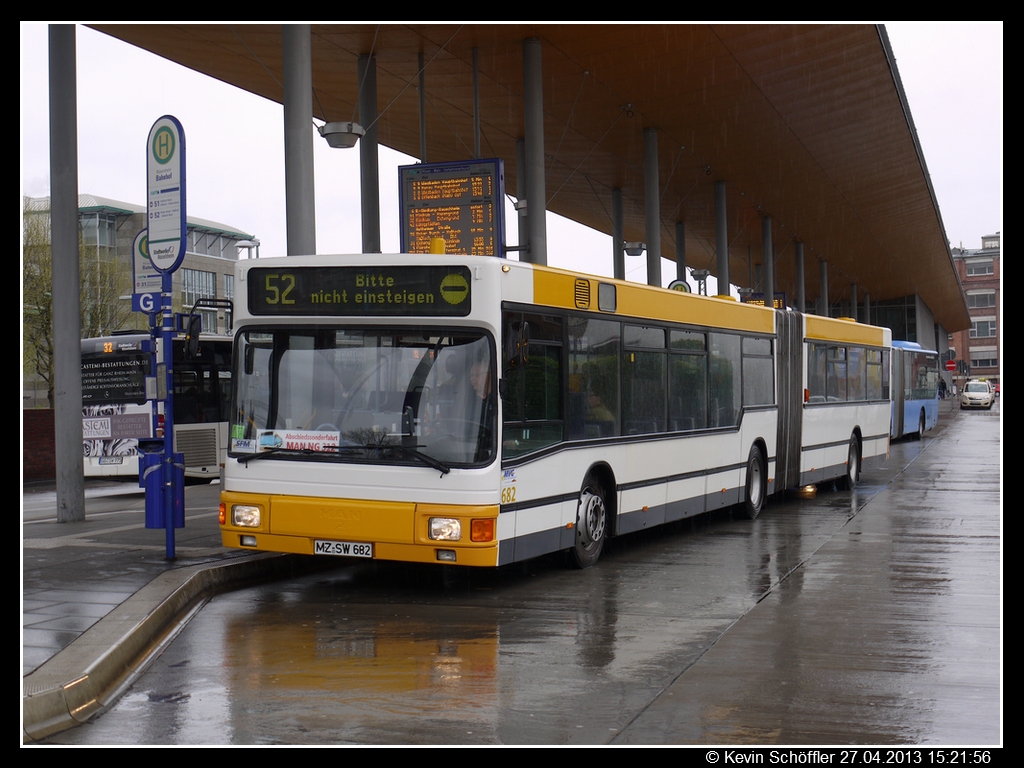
[146,115,187,560]
[161,271,176,559]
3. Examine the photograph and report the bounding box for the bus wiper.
[236,443,450,476]
[366,444,450,475]
[238,446,304,465]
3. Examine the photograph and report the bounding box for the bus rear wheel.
[838,435,860,490]
[743,445,766,520]
[572,475,607,568]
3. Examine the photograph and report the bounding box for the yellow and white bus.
[220,255,891,567]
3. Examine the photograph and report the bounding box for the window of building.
[224,274,234,332]
[182,268,217,333]
[970,352,998,368]
[81,212,118,247]
[190,230,230,258]
[969,319,997,338]
[967,291,996,309]
[966,259,994,276]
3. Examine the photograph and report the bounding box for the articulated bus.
[889,340,939,439]
[220,255,891,568]
[82,332,233,482]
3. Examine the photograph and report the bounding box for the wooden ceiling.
[91,24,969,330]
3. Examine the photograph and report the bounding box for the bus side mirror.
[185,314,201,360]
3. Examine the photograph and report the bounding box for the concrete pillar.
[49,24,84,522]
[358,53,380,253]
[522,38,547,265]
[644,128,661,286]
[283,25,316,256]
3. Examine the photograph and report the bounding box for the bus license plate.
[314,540,373,558]
[98,457,124,465]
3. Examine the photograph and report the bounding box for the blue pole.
[162,271,176,560]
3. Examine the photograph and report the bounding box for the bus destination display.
[399,159,505,256]
[247,266,472,317]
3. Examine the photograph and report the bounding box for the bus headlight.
[232,504,262,527]
[429,517,461,541]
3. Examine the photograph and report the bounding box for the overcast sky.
[21,23,1002,285]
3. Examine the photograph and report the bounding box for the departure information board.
[399,159,505,257]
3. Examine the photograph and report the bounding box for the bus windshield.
[231,328,495,468]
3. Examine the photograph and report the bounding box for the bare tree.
[22,203,135,408]
[23,206,55,407]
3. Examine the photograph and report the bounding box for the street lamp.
[318,122,364,149]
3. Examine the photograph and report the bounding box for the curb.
[23,552,324,742]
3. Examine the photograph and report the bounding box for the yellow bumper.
[220,490,500,567]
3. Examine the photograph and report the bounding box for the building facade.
[950,233,1000,389]
[23,194,256,408]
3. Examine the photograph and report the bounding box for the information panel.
[745,292,787,310]
[247,266,472,317]
[399,159,505,257]
[82,351,149,404]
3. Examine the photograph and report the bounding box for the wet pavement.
[23,399,1001,745]
[618,406,1001,744]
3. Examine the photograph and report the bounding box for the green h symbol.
[154,126,174,164]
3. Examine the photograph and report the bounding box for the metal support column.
[715,181,730,294]
[282,24,316,256]
[612,188,625,280]
[472,47,481,159]
[418,52,427,163]
[819,260,829,317]
[762,215,774,308]
[795,241,806,313]
[675,221,686,283]
[850,283,858,320]
[516,139,528,254]
[644,128,661,286]
[522,38,547,265]
[358,53,381,254]
[49,24,84,523]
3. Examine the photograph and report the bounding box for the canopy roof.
[92,23,969,330]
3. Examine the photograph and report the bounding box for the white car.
[961,380,995,410]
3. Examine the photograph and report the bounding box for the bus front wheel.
[572,475,607,568]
